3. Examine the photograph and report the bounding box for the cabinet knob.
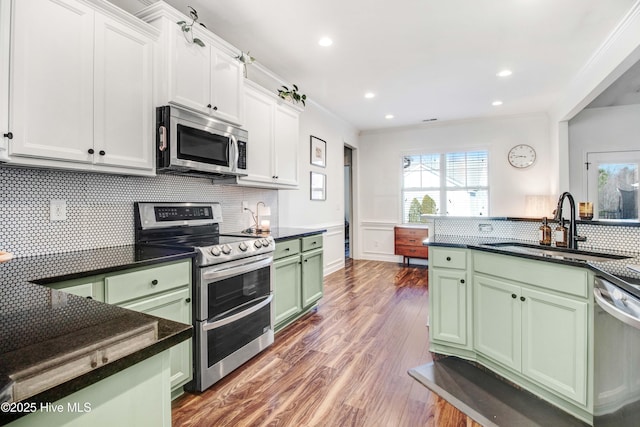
[102,356,109,364]
[460,279,465,284]
[446,256,451,261]
[213,106,218,111]
[99,150,106,156]
[511,294,517,299]
[90,361,98,368]
[304,259,308,262]
[151,279,158,286]
[520,296,526,302]
[185,298,191,303]
[3,132,13,139]
[207,104,212,108]
[86,296,93,300]
[88,148,94,154]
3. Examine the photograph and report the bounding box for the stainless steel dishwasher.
[593,276,640,426]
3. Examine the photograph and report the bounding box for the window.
[402,151,489,222]
[586,151,640,220]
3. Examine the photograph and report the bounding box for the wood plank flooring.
[172,259,482,427]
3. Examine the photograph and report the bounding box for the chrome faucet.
[553,192,587,249]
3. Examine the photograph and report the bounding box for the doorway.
[344,146,353,258]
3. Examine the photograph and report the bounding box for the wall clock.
[508,144,536,168]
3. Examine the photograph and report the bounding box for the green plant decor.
[177,6,205,47]
[236,51,255,78]
[277,84,307,106]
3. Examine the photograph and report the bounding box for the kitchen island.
[415,236,640,426]
[0,245,195,426]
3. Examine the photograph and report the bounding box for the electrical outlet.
[242,201,249,212]
[50,199,67,221]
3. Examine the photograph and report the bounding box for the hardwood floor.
[172,259,482,427]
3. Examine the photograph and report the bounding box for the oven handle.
[203,294,273,330]
[202,256,272,281]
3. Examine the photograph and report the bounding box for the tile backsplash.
[0,166,278,257]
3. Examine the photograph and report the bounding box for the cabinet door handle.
[185,298,191,303]
[86,296,93,300]
[88,148,94,154]
[284,248,290,251]
[446,257,451,261]
[511,294,517,299]
[151,279,158,286]
[460,279,465,284]
[520,296,526,302]
[3,132,13,139]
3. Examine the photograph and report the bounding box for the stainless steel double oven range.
[135,202,274,392]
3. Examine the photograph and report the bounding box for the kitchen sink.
[483,242,630,263]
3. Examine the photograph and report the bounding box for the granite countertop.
[225,227,327,242]
[425,235,640,300]
[0,245,196,424]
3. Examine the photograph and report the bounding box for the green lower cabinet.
[274,254,302,324]
[431,269,469,347]
[44,260,193,399]
[273,236,324,332]
[8,351,172,427]
[120,287,192,395]
[474,274,521,370]
[521,286,588,405]
[474,273,588,405]
[301,248,323,308]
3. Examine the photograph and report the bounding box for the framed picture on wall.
[310,136,326,167]
[310,172,326,200]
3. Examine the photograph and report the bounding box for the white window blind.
[402,151,489,222]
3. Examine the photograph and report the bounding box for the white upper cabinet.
[238,81,301,189]
[94,13,154,170]
[138,3,244,126]
[1,0,157,175]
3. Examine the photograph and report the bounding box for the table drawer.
[105,260,191,304]
[394,227,428,240]
[395,245,429,258]
[274,239,301,260]
[301,235,323,251]
[431,248,467,269]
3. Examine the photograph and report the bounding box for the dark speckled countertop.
[225,227,326,242]
[425,235,640,300]
[0,245,195,425]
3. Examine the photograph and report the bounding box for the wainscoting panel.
[359,221,399,263]
[322,223,345,276]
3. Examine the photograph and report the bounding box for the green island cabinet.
[46,259,193,399]
[273,234,324,332]
[8,351,172,427]
[428,246,594,423]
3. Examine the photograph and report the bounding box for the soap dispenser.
[539,217,551,246]
[555,219,568,248]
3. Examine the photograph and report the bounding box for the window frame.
[401,149,490,222]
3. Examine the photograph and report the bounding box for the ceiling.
[155,0,637,131]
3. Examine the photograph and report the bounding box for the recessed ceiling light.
[364,92,375,99]
[492,100,503,106]
[385,114,394,119]
[318,37,333,47]
[497,69,512,77]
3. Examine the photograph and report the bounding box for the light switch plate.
[50,199,67,221]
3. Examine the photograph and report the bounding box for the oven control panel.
[197,236,274,266]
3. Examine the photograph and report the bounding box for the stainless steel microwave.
[156,105,247,177]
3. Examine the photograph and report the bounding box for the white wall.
[278,101,359,275]
[357,114,552,261]
[568,104,640,201]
